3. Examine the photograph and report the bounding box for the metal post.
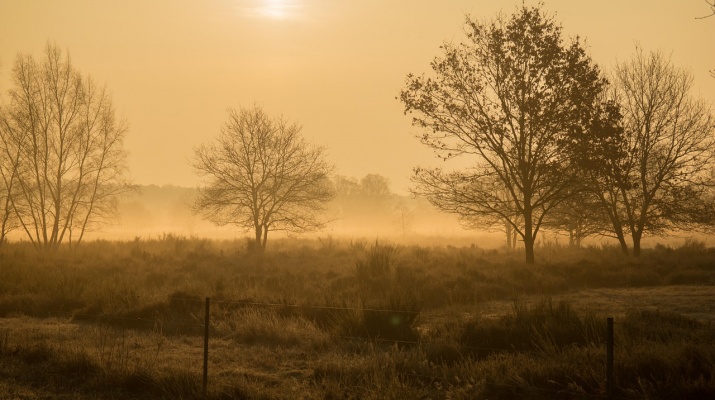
[607,317,614,400]
[203,297,210,398]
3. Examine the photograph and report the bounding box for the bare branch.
[696,0,715,19]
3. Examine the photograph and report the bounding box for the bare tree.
[0,44,131,253]
[613,50,715,256]
[543,192,610,248]
[453,177,523,250]
[0,109,21,247]
[400,5,606,264]
[192,105,335,253]
[393,199,415,237]
[0,59,15,247]
[581,50,715,257]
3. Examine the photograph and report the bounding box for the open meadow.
[0,236,713,399]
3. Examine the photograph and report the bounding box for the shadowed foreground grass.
[0,300,712,399]
[0,237,713,398]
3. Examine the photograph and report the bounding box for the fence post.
[203,297,210,399]
[607,316,614,400]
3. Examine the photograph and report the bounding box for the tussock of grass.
[213,307,330,348]
[460,299,604,357]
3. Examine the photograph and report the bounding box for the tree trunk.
[618,236,629,256]
[632,231,642,258]
[261,224,268,252]
[505,220,513,250]
[524,236,535,264]
[523,212,535,264]
[612,223,629,256]
[253,224,263,254]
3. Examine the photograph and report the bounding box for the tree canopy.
[400,5,606,263]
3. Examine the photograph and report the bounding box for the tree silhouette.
[393,199,415,237]
[0,44,131,252]
[192,105,334,254]
[359,174,391,198]
[543,192,610,248]
[0,112,20,247]
[575,50,715,257]
[400,5,605,264]
[611,50,715,256]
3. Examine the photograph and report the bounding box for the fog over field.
[91,183,484,243]
[39,183,712,252]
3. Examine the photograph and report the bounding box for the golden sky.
[1,0,714,194]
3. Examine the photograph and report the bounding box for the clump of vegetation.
[343,241,421,342]
[460,299,605,358]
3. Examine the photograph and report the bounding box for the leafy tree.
[0,44,131,252]
[192,105,335,253]
[400,5,605,264]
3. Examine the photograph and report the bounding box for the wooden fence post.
[607,316,614,400]
[203,297,210,399]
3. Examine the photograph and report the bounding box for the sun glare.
[259,0,295,20]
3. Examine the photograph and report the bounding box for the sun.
[260,0,294,20]
[236,0,302,21]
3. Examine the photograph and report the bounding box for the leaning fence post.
[203,297,210,399]
[607,316,614,400]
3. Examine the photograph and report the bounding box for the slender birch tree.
[0,44,131,253]
[0,109,21,247]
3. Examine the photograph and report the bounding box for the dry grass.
[0,237,713,398]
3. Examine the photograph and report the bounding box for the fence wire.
[5,295,629,399]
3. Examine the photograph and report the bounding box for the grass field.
[0,236,713,399]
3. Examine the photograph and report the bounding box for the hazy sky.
[1,0,714,194]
